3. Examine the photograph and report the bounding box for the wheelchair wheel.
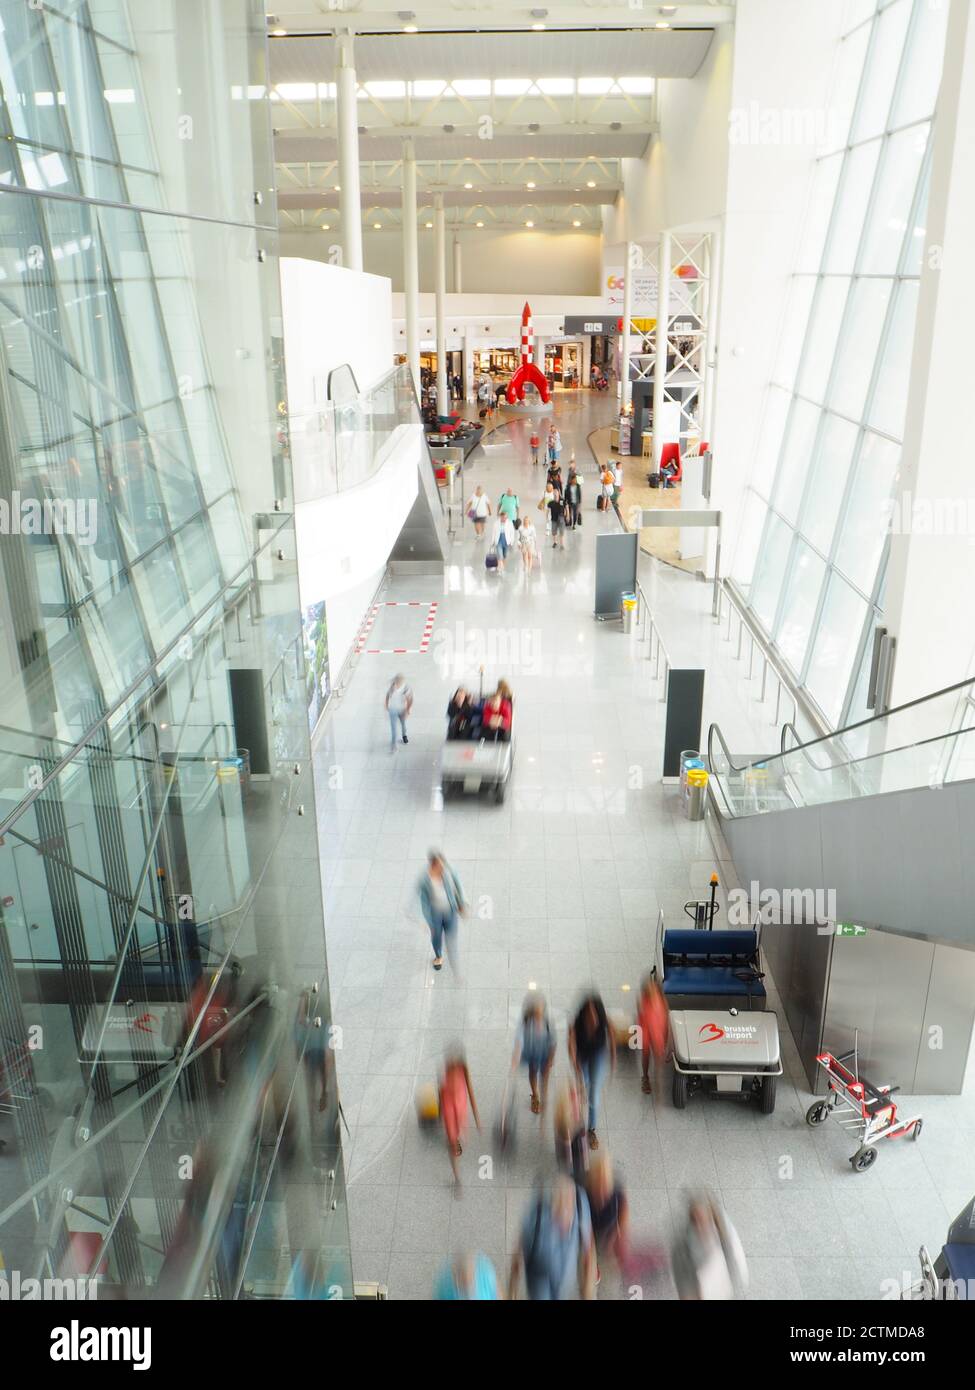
[805,1100,830,1127]
[851,1146,878,1173]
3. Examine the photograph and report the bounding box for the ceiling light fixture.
[587,180,596,187]
[425,221,433,228]
[464,181,473,188]
[270,28,287,37]
[655,19,671,27]
[334,184,341,191]
[525,220,534,228]
[572,220,581,227]
[373,222,382,229]
[531,21,546,29]
[476,220,484,227]
[526,181,536,189]
[321,223,330,230]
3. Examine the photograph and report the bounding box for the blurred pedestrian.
[565,466,583,529]
[417,851,467,972]
[637,973,670,1095]
[519,515,539,573]
[671,1195,749,1301]
[553,1078,588,1180]
[384,674,413,752]
[508,1177,596,1301]
[510,994,557,1115]
[529,427,541,467]
[548,487,567,551]
[585,1152,630,1284]
[439,1049,481,1189]
[568,992,615,1149]
[469,484,491,538]
[434,1252,499,1300]
[498,487,520,522]
[491,510,515,570]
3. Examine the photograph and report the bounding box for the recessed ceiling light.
[476,220,484,227]
[526,181,536,188]
[425,221,433,228]
[655,19,670,27]
[334,184,340,191]
[373,222,382,229]
[531,22,546,30]
[321,223,330,230]
[403,23,418,32]
[587,180,596,188]
[660,4,678,11]
[464,181,473,188]
[572,220,581,227]
[270,28,287,37]
[525,220,534,228]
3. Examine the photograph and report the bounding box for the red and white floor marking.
[354,600,438,655]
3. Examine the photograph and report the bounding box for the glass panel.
[773,398,821,524]
[752,386,791,499]
[827,24,872,150]
[892,0,949,126]
[860,123,929,273]
[843,0,879,36]
[800,412,859,554]
[851,0,912,142]
[868,280,919,438]
[774,277,816,386]
[824,139,881,272]
[776,541,826,674]
[805,574,870,723]
[904,156,931,274]
[829,277,893,419]
[834,432,900,592]
[750,513,793,631]
[796,278,850,403]
[731,490,768,593]
[796,156,843,271]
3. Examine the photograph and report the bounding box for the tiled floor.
[312,391,975,1301]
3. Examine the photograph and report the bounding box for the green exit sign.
[837,923,867,937]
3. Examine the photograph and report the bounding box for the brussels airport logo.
[430,620,543,677]
[0,1269,97,1300]
[727,881,837,927]
[0,491,98,546]
[728,101,842,149]
[884,491,975,543]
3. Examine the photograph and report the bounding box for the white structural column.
[335,33,363,272]
[701,226,722,452]
[620,241,633,417]
[401,140,420,393]
[434,193,449,416]
[453,236,463,293]
[653,230,672,469]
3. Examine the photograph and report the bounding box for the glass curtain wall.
[0,1,350,1298]
[731,0,948,729]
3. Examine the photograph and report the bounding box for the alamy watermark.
[0,1269,97,1300]
[727,881,836,927]
[884,490,975,543]
[0,492,98,545]
[728,100,842,149]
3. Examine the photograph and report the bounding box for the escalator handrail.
[709,672,975,783]
[779,721,851,773]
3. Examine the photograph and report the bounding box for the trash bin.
[680,750,705,793]
[685,768,709,821]
[620,593,638,634]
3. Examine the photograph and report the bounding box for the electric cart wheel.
[494,781,506,804]
[441,780,451,800]
[672,1070,688,1110]
[805,1100,830,1127]
[851,1146,878,1173]
[759,1074,777,1115]
[912,1118,923,1141]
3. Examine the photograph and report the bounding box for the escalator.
[706,678,975,1094]
[707,675,975,946]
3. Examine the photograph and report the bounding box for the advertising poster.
[303,599,330,733]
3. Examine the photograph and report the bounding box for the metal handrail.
[779,720,851,773]
[715,579,804,731]
[635,581,671,698]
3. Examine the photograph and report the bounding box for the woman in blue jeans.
[417,851,467,973]
[568,992,615,1149]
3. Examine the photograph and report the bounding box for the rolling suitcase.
[485,547,500,571]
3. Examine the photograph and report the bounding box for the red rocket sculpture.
[506,302,551,405]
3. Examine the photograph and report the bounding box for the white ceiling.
[268,28,714,83]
